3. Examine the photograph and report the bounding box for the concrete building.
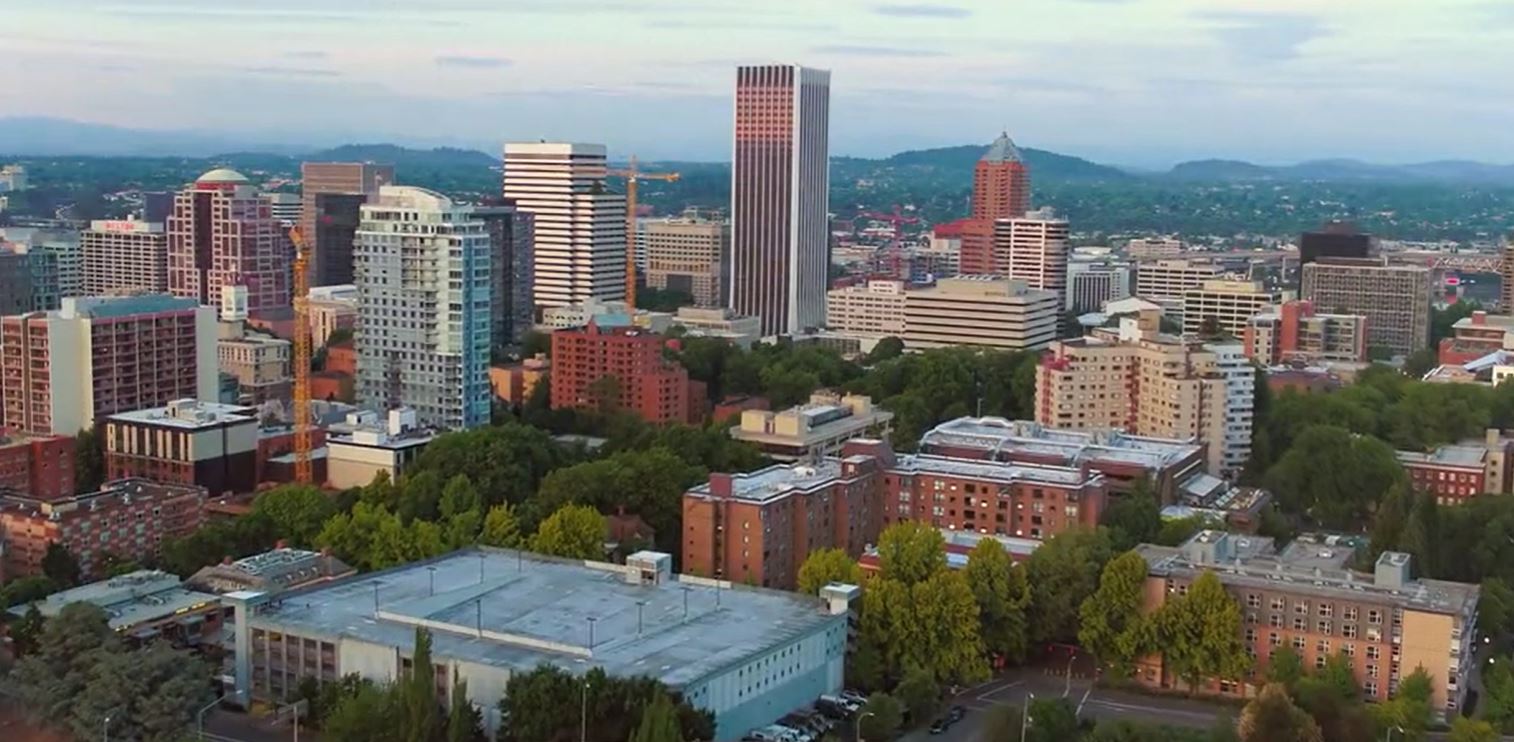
[959,132,1030,276]
[1395,429,1514,504]
[1301,257,1432,357]
[3,227,82,299]
[0,243,60,314]
[1135,530,1478,717]
[325,409,436,490]
[300,162,393,286]
[81,217,168,295]
[0,431,74,501]
[1436,310,1514,366]
[475,199,535,348]
[730,65,831,336]
[188,547,355,595]
[1037,316,1255,478]
[994,208,1069,304]
[307,285,358,348]
[167,169,290,312]
[0,165,28,192]
[488,355,549,406]
[1244,300,1368,365]
[1502,244,1514,313]
[1125,237,1185,261]
[549,322,701,425]
[1182,279,1283,338]
[0,295,219,436]
[502,142,626,309]
[670,307,762,348]
[731,392,894,462]
[102,399,259,497]
[902,276,1059,351]
[354,186,492,430]
[1299,221,1372,268]
[1134,259,1225,308]
[825,280,907,338]
[233,549,852,741]
[1066,260,1133,313]
[641,214,728,308]
[266,193,301,225]
[0,479,205,579]
[12,570,222,645]
[218,313,292,405]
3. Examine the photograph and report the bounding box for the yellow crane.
[289,226,314,484]
[608,156,680,308]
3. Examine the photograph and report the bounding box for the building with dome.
[167,168,291,312]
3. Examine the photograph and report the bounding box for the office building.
[0,165,28,192]
[1066,260,1133,313]
[300,162,393,285]
[0,479,204,579]
[502,142,625,309]
[0,243,59,314]
[141,191,174,223]
[826,280,907,338]
[1299,221,1372,267]
[993,208,1069,304]
[266,193,301,225]
[2,227,83,299]
[82,218,168,295]
[218,317,292,404]
[307,285,358,348]
[167,169,290,312]
[325,409,435,490]
[550,322,701,424]
[1395,429,1514,504]
[1125,237,1185,261]
[1244,300,1368,365]
[0,295,218,436]
[641,215,728,307]
[0,431,74,501]
[354,186,492,430]
[902,276,1059,351]
[730,64,831,336]
[1301,257,1432,357]
[1037,316,1255,478]
[1502,244,1514,313]
[1438,310,1514,366]
[102,399,259,497]
[668,307,762,348]
[1135,259,1225,302]
[1135,530,1477,717]
[13,570,222,645]
[910,237,960,282]
[960,132,1030,275]
[1182,279,1283,338]
[474,199,536,348]
[731,392,893,461]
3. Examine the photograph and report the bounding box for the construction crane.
[608,156,680,308]
[289,226,314,484]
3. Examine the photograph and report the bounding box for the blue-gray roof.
[981,132,1024,164]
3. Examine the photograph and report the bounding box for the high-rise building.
[0,295,218,436]
[902,276,1059,351]
[1135,259,1225,301]
[474,199,535,348]
[1066,260,1133,313]
[266,193,301,225]
[640,214,728,308]
[81,218,169,296]
[167,169,290,312]
[1,228,82,299]
[730,64,831,336]
[549,322,701,425]
[960,132,1030,275]
[502,142,625,310]
[1243,300,1368,365]
[353,187,491,430]
[300,163,393,285]
[1301,257,1432,357]
[826,279,907,338]
[1125,237,1186,261]
[1181,279,1283,338]
[993,208,1069,304]
[1299,221,1372,267]
[0,165,28,192]
[141,191,174,223]
[1501,243,1514,313]
[0,244,59,314]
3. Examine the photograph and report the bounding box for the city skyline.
[4,1,1513,166]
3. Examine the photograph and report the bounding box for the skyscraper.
[81,218,168,296]
[730,64,831,336]
[993,208,1069,305]
[300,162,393,285]
[1301,256,1432,357]
[960,132,1031,275]
[167,169,289,312]
[353,186,491,430]
[474,199,535,348]
[501,143,625,310]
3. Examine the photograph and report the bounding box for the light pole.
[1064,653,1077,697]
[427,566,437,596]
[102,706,123,742]
[276,701,303,742]
[1019,692,1036,742]
[855,710,875,742]
[580,679,592,742]
[195,694,227,739]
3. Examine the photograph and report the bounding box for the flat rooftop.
[920,417,1202,471]
[107,400,257,429]
[892,454,1094,487]
[251,549,839,688]
[12,570,219,633]
[1396,444,1489,468]
[687,459,845,503]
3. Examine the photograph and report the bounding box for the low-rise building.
[730,392,894,462]
[488,355,549,405]
[11,569,222,645]
[0,479,205,580]
[826,280,907,338]
[550,322,701,425]
[188,547,355,595]
[0,430,74,501]
[880,453,1106,541]
[859,528,1040,576]
[1182,279,1283,338]
[307,285,358,348]
[1438,310,1514,366]
[102,399,259,497]
[325,409,436,490]
[1125,237,1185,261]
[669,307,762,349]
[1395,428,1514,504]
[902,275,1059,351]
[1244,300,1369,365]
[218,314,292,405]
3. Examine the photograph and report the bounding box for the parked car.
[949,705,967,722]
[928,716,957,735]
[841,689,868,706]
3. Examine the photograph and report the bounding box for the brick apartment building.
[1395,429,1514,504]
[550,322,704,424]
[102,399,260,497]
[880,453,1105,541]
[1437,310,1514,366]
[1136,531,1478,718]
[0,430,74,501]
[1244,300,1369,366]
[0,478,205,580]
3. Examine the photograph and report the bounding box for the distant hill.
[306,144,499,169]
[848,143,1131,183]
[1167,159,1275,181]
[1164,156,1514,185]
[0,117,308,157]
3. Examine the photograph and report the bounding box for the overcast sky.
[3,0,1511,166]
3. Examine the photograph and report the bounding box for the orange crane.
[608,156,680,308]
[288,226,314,484]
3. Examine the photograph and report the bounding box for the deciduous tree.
[1078,550,1153,677]
[1026,528,1115,644]
[1155,571,1250,692]
[1449,717,1499,742]
[1237,683,1322,742]
[251,484,336,546]
[796,547,862,597]
[857,693,903,741]
[480,503,523,548]
[964,538,1031,664]
[530,504,606,560]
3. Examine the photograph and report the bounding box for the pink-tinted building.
[168,169,290,312]
[960,132,1031,276]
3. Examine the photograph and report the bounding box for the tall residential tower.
[502,142,625,310]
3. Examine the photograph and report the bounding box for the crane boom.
[289,227,314,484]
[608,156,680,308]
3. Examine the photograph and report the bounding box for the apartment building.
[640,215,728,308]
[881,453,1106,541]
[1182,279,1283,338]
[0,479,205,580]
[1395,429,1514,504]
[1244,300,1368,365]
[81,218,169,296]
[3,227,83,299]
[1136,530,1478,717]
[549,322,701,424]
[102,399,259,497]
[826,280,907,338]
[475,199,536,348]
[993,208,1069,304]
[902,276,1059,352]
[1301,257,1432,357]
[218,320,292,405]
[0,295,219,436]
[306,285,357,348]
[731,392,894,461]
[0,431,74,501]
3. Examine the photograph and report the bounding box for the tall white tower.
[501,142,626,310]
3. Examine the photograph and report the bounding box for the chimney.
[1473,311,1488,326]
[708,473,734,498]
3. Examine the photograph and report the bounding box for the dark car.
[948,705,967,722]
[928,717,956,735]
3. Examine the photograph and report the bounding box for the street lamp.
[1385,725,1406,741]
[580,679,593,742]
[195,694,227,739]
[101,706,124,742]
[1020,692,1036,742]
[427,566,437,596]
[855,710,875,742]
[1064,652,1077,697]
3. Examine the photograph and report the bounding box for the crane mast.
[608,156,680,308]
[289,227,314,484]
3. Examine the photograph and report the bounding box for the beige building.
[324,409,435,490]
[826,280,907,338]
[81,218,168,296]
[307,285,357,347]
[1037,313,1254,477]
[903,276,1059,351]
[993,208,1069,305]
[730,392,893,462]
[1182,279,1283,338]
[1301,257,1432,357]
[1244,301,1368,365]
[1125,237,1185,261]
[1135,259,1225,302]
[639,215,728,307]
[217,320,291,404]
[669,307,761,348]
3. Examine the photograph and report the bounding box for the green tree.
[41,541,81,586]
[865,337,905,365]
[857,693,903,741]
[399,628,442,742]
[324,682,400,742]
[964,538,1031,663]
[396,469,445,523]
[1101,481,1163,551]
[439,475,482,519]
[1078,551,1153,677]
[1264,425,1404,528]
[445,673,485,742]
[859,568,988,686]
[1026,528,1115,644]
[73,427,104,494]
[1449,717,1499,742]
[1482,655,1514,732]
[1374,667,1433,741]
[1479,577,1514,638]
[629,691,684,742]
[1024,698,1081,742]
[1237,683,1322,742]
[1156,515,1218,547]
[410,423,563,507]
[251,484,336,546]
[9,603,45,656]
[876,520,946,585]
[525,448,703,554]
[894,664,939,728]
[1155,571,1250,692]
[796,547,863,596]
[529,504,606,559]
[72,641,211,742]
[1264,645,1304,689]
[480,504,523,548]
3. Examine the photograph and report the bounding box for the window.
[1343,643,1355,658]
[1368,609,1382,624]
[1245,629,1256,644]
[1318,621,1332,636]
[1269,633,1281,647]
[1343,606,1358,621]
[1247,594,1261,609]
[1292,636,1306,651]
[1270,615,1284,628]
[1366,646,1380,660]
[1318,603,1334,618]
[1292,617,1306,631]
[1367,664,1378,678]
[1271,597,1286,611]
[1294,601,1310,615]
[1343,624,1357,639]
[1365,681,1378,697]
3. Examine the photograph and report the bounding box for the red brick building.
[325,340,357,376]
[0,479,205,580]
[1437,310,1514,366]
[1396,429,1514,504]
[0,431,74,501]
[880,454,1105,540]
[959,132,1030,275]
[550,322,701,424]
[102,400,260,497]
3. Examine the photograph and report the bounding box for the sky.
[3,0,1512,166]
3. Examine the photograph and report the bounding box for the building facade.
[0,431,74,501]
[0,244,60,315]
[731,392,894,462]
[1134,259,1225,303]
[324,409,435,490]
[730,64,832,336]
[959,132,1030,275]
[993,208,1069,305]
[300,162,393,286]
[549,323,699,424]
[103,399,259,497]
[1299,221,1372,268]
[354,186,492,430]
[641,215,728,308]
[502,142,625,309]
[167,169,290,312]
[902,276,1059,351]
[1066,260,1133,313]
[1125,238,1185,261]
[474,199,535,348]
[1395,429,1514,504]
[82,218,169,296]
[3,228,82,299]
[825,280,907,338]
[1301,257,1432,357]
[1181,279,1282,338]
[218,321,292,404]
[1244,300,1368,365]
[0,479,205,579]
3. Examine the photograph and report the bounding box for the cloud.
[872,3,972,18]
[285,51,329,60]
[646,19,839,32]
[1197,11,1331,62]
[810,44,948,58]
[240,66,342,78]
[435,55,512,69]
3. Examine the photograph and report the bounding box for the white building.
[1066,260,1133,313]
[265,193,302,226]
[1125,237,1185,261]
[903,276,1059,351]
[502,142,626,309]
[0,165,28,192]
[826,280,907,338]
[995,208,1069,306]
[353,186,491,430]
[80,218,168,296]
[1205,343,1257,477]
[324,409,436,489]
[1182,279,1284,338]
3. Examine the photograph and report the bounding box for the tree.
[1101,482,1162,551]
[396,469,445,523]
[410,423,563,507]
[1026,528,1115,644]
[250,484,336,546]
[439,475,482,519]
[1264,425,1404,528]
[324,682,400,742]
[1237,684,1322,742]
[1156,515,1218,547]
[446,673,485,742]
[964,538,1031,664]
[9,603,45,656]
[41,541,81,586]
[530,504,606,559]
[857,693,903,741]
[629,691,684,742]
[859,567,988,686]
[876,521,946,585]
[1374,667,1433,741]
[495,664,711,742]
[1264,645,1304,689]
[525,448,703,554]
[1078,551,1153,677]
[74,427,104,494]
[865,337,905,365]
[796,547,863,596]
[1483,655,1514,732]
[1479,577,1514,638]
[1155,571,1250,692]
[895,664,939,728]
[399,628,442,742]
[1024,698,1081,742]
[480,503,523,548]
[1449,717,1499,742]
